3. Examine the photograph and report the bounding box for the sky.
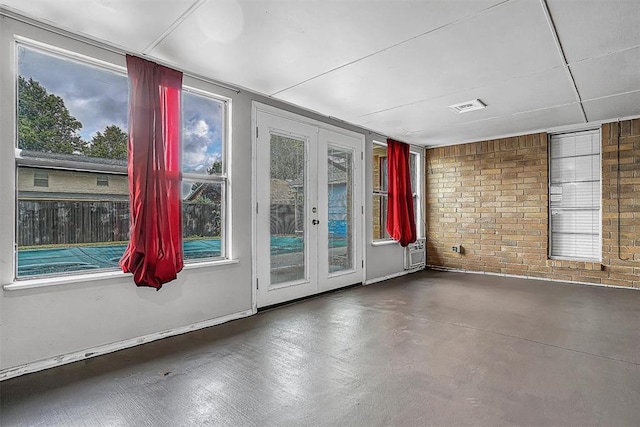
[18,46,223,174]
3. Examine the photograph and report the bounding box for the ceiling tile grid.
[275,0,565,124]
[570,46,640,104]
[1,0,639,146]
[0,0,200,52]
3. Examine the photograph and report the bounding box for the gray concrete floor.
[2,270,640,426]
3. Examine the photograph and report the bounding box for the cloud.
[19,46,128,140]
[182,92,223,174]
[183,116,222,174]
[18,46,224,166]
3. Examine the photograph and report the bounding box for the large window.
[15,43,229,279]
[410,150,422,237]
[372,142,389,241]
[16,44,130,278]
[549,130,601,260]
[372,141,422,242]
[181,89,228,260]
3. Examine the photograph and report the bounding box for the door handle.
[312,219,320,225]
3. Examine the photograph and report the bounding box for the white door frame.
[251,102,366,311]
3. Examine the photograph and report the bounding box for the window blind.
[549,130,601,260]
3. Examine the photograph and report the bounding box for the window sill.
[3,258,240,291]
[183,258,239,270]
[546,259,602,270]
[371,239,398,247]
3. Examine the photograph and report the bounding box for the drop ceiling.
[1,0,639,147]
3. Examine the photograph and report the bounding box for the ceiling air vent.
[448,99,486,114]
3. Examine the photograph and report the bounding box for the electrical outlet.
[452,245,462,253]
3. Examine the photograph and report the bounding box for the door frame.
[251,102,366,311]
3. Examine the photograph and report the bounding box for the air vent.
[448,99,486,114]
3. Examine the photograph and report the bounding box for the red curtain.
[120,55,184,289]
[386,138,416,247]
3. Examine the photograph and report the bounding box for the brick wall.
[426,118,640,288]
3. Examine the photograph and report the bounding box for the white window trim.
[371,141,424,243]
[13,39,234,282]
[3,259,241,290]
[410,148,424,239]
[14,41,130,280]
[372,140,392,243]
[181,86,231,264]
[548,129,602,262]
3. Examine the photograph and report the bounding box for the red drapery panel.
[120,55,184,289]
[386,138,416,247]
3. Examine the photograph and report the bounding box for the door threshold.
[257,282,362,312]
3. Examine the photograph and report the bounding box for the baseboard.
[427,265,639,291]
[0,308,255,381]
[364,268,424,285]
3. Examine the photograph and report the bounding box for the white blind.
[549,130,601,260]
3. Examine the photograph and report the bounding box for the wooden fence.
[18,200,221,247]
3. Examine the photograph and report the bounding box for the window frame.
[33,170,49,187]
[13,40,233,281]
[180,85,231,263]
[14,40,130,280]
[96,175,109,186]
[548,129,602,262]
[372,140,391,242]
[371,141,424,243]
[410,149,423,239]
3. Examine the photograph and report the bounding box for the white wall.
[0,16,256,372]
[0,14,408,376]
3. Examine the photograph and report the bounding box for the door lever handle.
[312,219,320,225]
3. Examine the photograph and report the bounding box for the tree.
[84,125,128,160]
[187,161,223,203]
[18,76,84,154]
[207,161,222,175]
[270,135,304,180]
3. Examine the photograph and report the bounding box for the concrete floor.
[2,270,640,426]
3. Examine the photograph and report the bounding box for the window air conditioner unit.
[404,238,426,270]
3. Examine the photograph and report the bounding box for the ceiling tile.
[354,67,576,136]
[583,91,640,122]
[547,0,640,63]
[571,46,640,101]
[407,104,585,146]
[0,0,198,52]
[150,0,506,95]
[275,0,563,123]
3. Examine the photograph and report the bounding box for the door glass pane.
[328,147,353,273]
[270,134,306,285]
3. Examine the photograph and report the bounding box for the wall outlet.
[452,245,462,253]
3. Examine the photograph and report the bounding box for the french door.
[254,107,363,308]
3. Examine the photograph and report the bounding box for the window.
[33,170,49,187]
[549,130,601,260]
[16,43,129,278]
[96,175,109,186]
[372,142,390,241]
[181,89,228,260]
[372,142,422,242]
[410,150,423,238]
[15,43,231,279]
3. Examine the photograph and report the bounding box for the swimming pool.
[17,236,346,277]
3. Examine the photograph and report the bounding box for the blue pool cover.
[17,239,222,277]
[17,236,346,277]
